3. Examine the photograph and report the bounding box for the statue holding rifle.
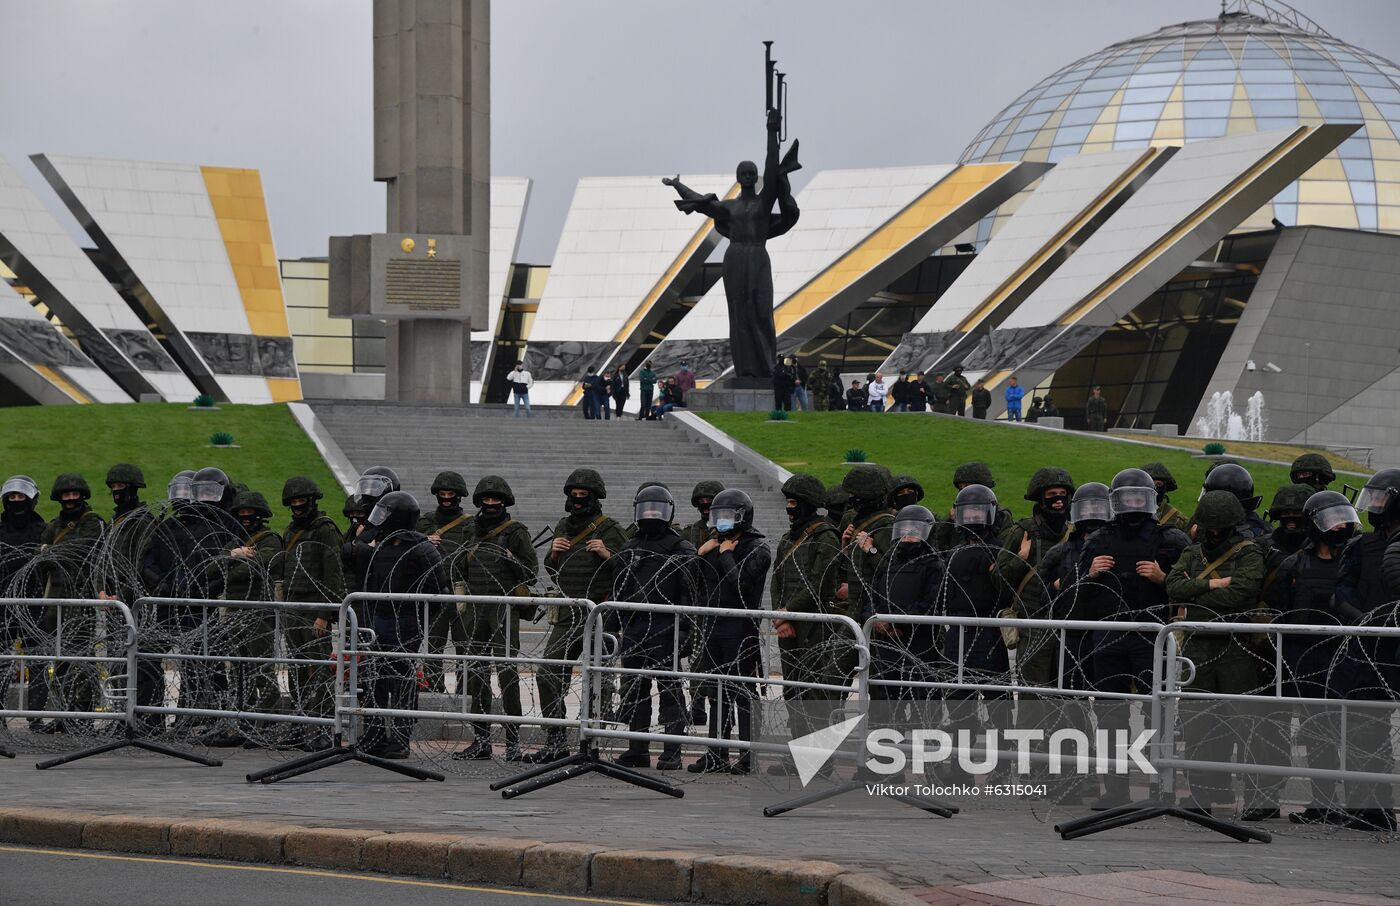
[663,41,801,383]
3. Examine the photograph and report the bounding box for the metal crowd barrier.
[1150,620,1400,795]
[330,592,594,768]
[496,601,871,802]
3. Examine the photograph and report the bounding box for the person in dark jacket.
[946,365,971,417]
[1262,490,1358,824]
[1085,386,1109,431]
[610,364,631,418]
[772,356,795,411]
[612,486,699,770]
[827,371,846,410]
[349,491,450,759]
[1331,469,1400,830]
[889,373,910,412]
[636,363,658,420]
[970,381,991,419]
[580,366,603,420]
[864,505,943,704]
[690,489,771,774]
[1073,468,1189,807]
[0,475,46,726]
[929,373,951,413]
[844,380,865,412]
[791,357,811,411]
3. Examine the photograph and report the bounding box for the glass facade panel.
[958,10,1400,238]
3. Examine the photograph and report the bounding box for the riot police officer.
[612,485,698,770]
[691,488,771,774]
[350,491,449,759]
[419,471,473,693]
[864,504,943,707]
[1074,468,1189,807]
[1201,463,1270,541]
[998,468,1075,687]
[0,475,45,727]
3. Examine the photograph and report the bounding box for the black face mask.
[567,492,594,515]
[897,538,925,556]
[697,506,712,524]
[3,498,32,517]
[892,492,920,511]
[1368,511,1390,532]
[1274,516,1305,537]
[785,499,809,526]
[1116,512,1150,532]
[437,493,460,512]
[1321,525,1356,549]
[1043,494,1069,515]
[1202,528,1231,552]
[111,486,140,512]
[238,514,261,533]
[60,497,84,514]
[1074,519,1106,538]
[290,502,315,521]
[637,518,667,538]
[479,503,505,520]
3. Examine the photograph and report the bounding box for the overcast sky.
[3,0,1398,262]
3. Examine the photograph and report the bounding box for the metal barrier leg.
[1057,799,1271,843]
[763,779,956,819]
[0,743,14,759]
[35,725,225,771]
[249,737,446,785]
[497,742,683,800]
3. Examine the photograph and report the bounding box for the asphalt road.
[0,845,663,906]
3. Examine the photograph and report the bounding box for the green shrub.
[193,393,216,408]
[844,448,867,463]
[210,431,235,446]
[1203,441,1227,455]
[767,409,790,421]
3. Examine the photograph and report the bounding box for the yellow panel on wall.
[772,163,1016,335]
[202,165,301,401]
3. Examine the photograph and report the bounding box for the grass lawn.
[0,403,340,526]
[700,411,1365,519]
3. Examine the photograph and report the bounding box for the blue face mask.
[715,518,736,534]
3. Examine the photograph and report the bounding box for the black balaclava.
[478,499,506,524]
[236,510,264,536]
[1271,512,1307,554]
[1039,488,1070,533]
[436,491,462,516]
[59,494,86,522]
[637,517,667,538]
[1115,512,1150,536]
[290,499,317,524]
[696,498,714,526]
[1201,526,1234,558]
[891,487,921,512]
[3,496,33,519]
[111,485,141,516]
[566,490,598,517]
[785,496,815,527]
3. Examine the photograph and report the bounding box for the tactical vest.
[1099,523,1176,619]
[945,540,1000,617]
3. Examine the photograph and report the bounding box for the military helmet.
[564,468,607,499]
[843,464,891,503]
[1354,468,1400,524]
[342,492,364,518]
[231,489,273,519]
[1108,468,1157,518]
[709,487,754,533]
[192,467,230,504]
[1290,453,1335,489]
[952,461,995,489]
[1304,490,1360,536]
[892,504,936,542]
[691,479,726,507]
[169,470,197,502]
[1194,490,1246,532]
[634,483,676,525]
[473,475,515,507]
[824,485,849,515]
[355,465,400,506]
[430,470,468,496]
[1267,483,1314,519]
[281,475,324,505]
[105,463,146,488]
[782,473,826,510]
[1025,466,1074,502]
[367,490,420,533]
[1141,462,1178,495]
[953,484,998,527]
[1,475,39,503]
[49,472,91,501]
[887,474,925,506]
[1201,462,1261,511]
[1070,482,1111,525]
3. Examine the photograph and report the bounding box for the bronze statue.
[663,43,800,383]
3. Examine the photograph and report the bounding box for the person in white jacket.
[866,373,888,412]
[510,362,534,418]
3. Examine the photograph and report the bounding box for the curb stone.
[0,809,916,905]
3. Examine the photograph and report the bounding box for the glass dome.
[959,0,1400,244]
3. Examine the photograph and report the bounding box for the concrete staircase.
[306,401,792,549]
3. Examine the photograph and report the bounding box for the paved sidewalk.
[0,748,1394,903]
